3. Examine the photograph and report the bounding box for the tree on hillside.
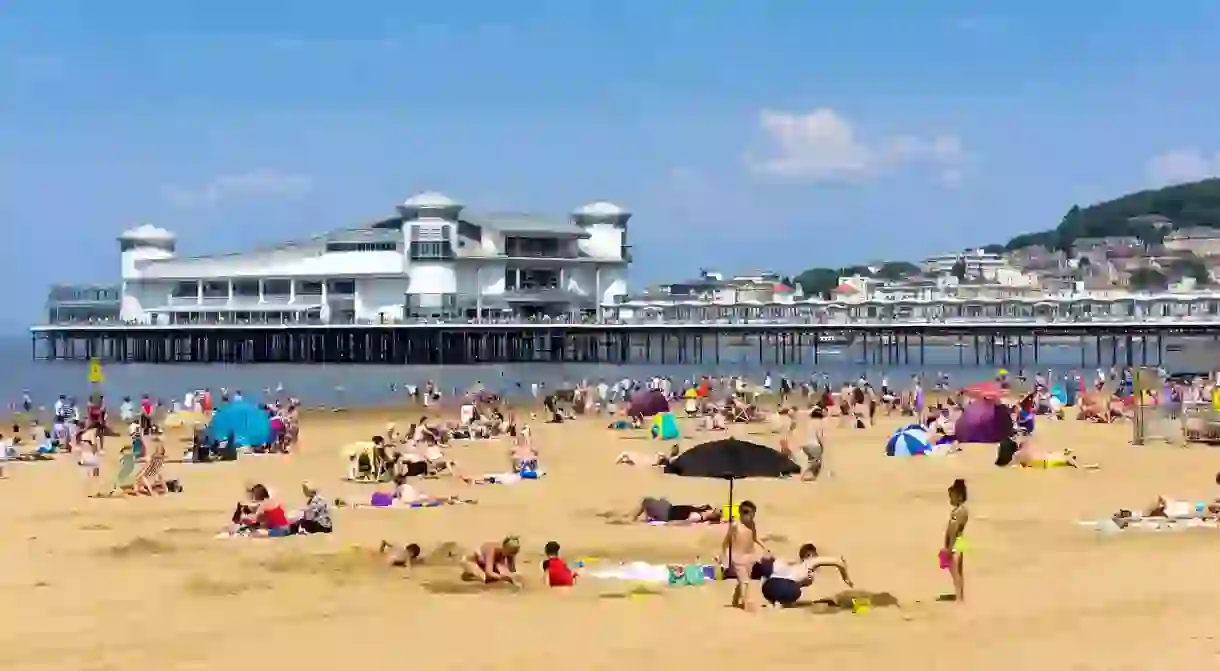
[875,261,920,280]
[792,268,841,297]
[1167,258,1209,285]
[982,244,1004,254]
[1129,268,1168,291]
[951,258,967,281]
[1000,179,1220,252]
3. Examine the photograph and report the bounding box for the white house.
[115,192,631,325]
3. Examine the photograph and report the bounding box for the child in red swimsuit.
[541,540,576,587]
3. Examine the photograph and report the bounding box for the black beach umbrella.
[664,437,799,519]
[664,437,799,571]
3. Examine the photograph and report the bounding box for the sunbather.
[615,445,680,467]
[996,435,1098,470]
[628,497,723,524]
[1117,473,1220,524]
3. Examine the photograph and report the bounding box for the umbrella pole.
[726,478,735,570]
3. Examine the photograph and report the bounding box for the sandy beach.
[1,407,1217,670]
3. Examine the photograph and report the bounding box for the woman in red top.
[86,396,106,452]
[231,484,291,536]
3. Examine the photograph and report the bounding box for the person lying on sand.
[386,474,473,506]
[615,445,680,467]
[1114,474,1220,526]
[997,435,1098,470]
[461,536,522,585]
[628,497,723,525]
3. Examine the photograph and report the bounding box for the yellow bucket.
[851,597,871,614]
[722,503,740,521]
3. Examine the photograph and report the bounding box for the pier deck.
[29,320,1220,367]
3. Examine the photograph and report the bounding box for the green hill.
[791,179,1220,296]
[1004,178,1220,251]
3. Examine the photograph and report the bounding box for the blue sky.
[4,1,1220,329]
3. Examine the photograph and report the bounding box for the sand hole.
[105,537,176,557]
[801,590,900,614]
[599,585,665,600]
[183,574,269,597]
[421,579,520,596]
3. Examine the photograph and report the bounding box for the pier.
[28,320,1220,367]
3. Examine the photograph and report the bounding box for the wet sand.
[0,408,1217,670]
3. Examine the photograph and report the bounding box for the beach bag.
[370,491,395,507]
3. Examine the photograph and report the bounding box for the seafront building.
[46,192,631,325]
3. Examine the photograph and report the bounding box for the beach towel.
[475,471,546,485]
[1078,517,1220,533]
[645,519,724,527]
[588,562,673,583]
[355,500,446,509]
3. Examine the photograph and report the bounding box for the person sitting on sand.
[756,543,854,608]
[509,427,538,474]
[615,445,680,467]
[628,497,723,525]
[289,481,333,534]
[462,536,522,585]
[229,483,291,536]
[541,540,577,587]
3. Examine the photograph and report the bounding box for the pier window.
[262,279,291,297]
[405,292,459,320]
[232,280,259,298]
[171,281,198,298]
[202,281,228,298]
[505,268,560,291]
[325,241,397,253]
[409,224,454,260]
[327,279,356,295]
[296,280,323,296]
[504,237,569,258]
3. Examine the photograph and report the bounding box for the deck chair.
[345,443,392,483]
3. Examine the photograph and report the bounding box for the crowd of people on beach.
[6,363,1220,612]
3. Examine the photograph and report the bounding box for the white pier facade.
[47,192,630,327]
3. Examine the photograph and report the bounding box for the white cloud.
[164,170,313,207]
[746,108,966,185]
[1146,148,1220,187]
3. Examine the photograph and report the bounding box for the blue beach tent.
[206,400,273,448]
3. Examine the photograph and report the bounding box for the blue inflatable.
[206,400,272,448]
